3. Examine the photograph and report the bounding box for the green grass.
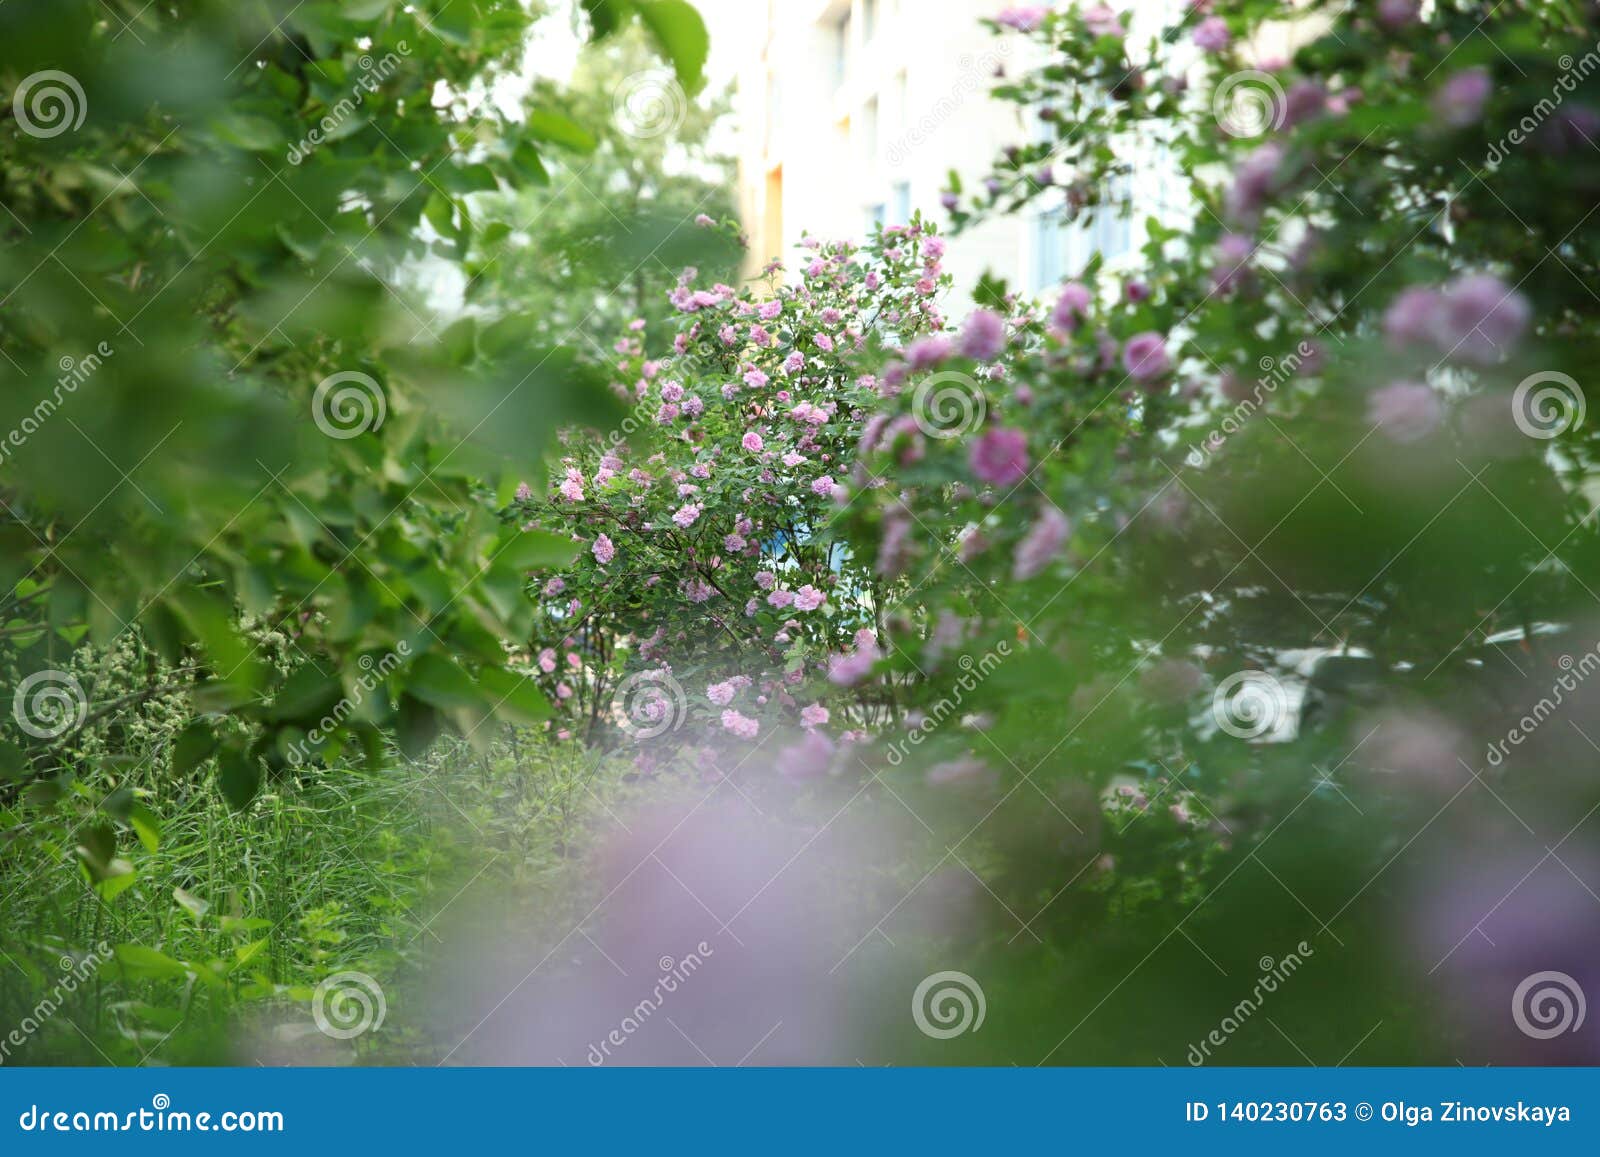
[0,733,637,1066]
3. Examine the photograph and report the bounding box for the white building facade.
[731,0,1190,301]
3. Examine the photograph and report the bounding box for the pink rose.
[1013,505,1071,580]
[1193,15,1231,51]
[1434,68,1492,129]
[968,427,1030,487]
[957,308,1006,362]
[1122,331,1171,382]
[1367,381,1444,443]
[720,709,759,739]
[1051,281,1092,333]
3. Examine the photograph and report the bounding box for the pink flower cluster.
[1382,274,1530,365]
[969,427,1030,487]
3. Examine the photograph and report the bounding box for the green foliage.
[0,1,720,813]
[0,726,633,1064]
[464,24,741,354]
[9,0,1600,1068]
[0,0,723,1064]
[828,0,1600,1061]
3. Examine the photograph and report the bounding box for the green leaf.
[233,938,270,970]
[126,804,161,854]
[429,3,477,45]
[637,0,709,94]
[170,719,220,776]
[439,315,478,365]
[0,740,26,781]
[405,654,480,710]
[265,665,345,723]
[526,111,598,153]
[477,665,551,726]
[582,0,633,38]
[217,748,263,811]
[173,886,211,922]
[75,823,117,878]
[494,529,578,571]
[0,525,39,590]
[395,695,443,758]
[973,271,1011,310]
[94,862,138,904]
[511,141,550,185]
[169,592,264,689]
[113,944,192,982]
[210,113,286,151]
[424,190,458,239]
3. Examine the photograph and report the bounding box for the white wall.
[735,0,1034,304]
[731,0,1208,304]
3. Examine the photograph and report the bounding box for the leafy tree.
[464,23,742,356]
[0,0,713,819]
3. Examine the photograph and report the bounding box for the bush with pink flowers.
[473,0,1600,1065]
[508,220,957,752]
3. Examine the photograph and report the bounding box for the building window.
[1032,207,1065,291]
[831,12,850,87]
[865,202,886,233]
[1031,184,1134,293]
[860,95,878,167]
[890,181,910,225]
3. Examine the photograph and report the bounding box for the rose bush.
[509,218,956,760]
